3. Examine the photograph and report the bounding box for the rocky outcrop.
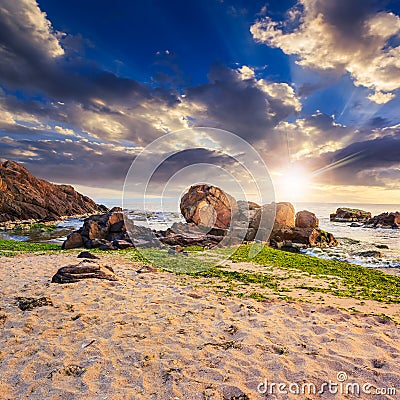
[295,210,319,228]
[52,260,117,283]
[270,227,338,248]
[0,160,107,223]
[62,207,160,250]
[365,212,400,229]
[61,185,337,251]
[330,207,371,222]
[180,184,238,229]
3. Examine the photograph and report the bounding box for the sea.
[1,199,399,269]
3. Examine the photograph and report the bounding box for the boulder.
[273,202,296,229]
[62,232,84,250]
[0,160,107,223]
[235,200,261,222]
[51,261,117,283]
[180,184,238,229]
[271,227,338,248]
[81,219,107,240]
[330,207,371,222]
[366,212,400,229]
[98,242,117,251]
[295,210,319,228]
[243,202,294,241]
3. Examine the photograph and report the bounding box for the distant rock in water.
[365,212,400,229]
[330,207,371,223]
[357,250,382,258]
[0,160,108,223]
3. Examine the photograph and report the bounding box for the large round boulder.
[295,210,319,228]
[180,184,238,229]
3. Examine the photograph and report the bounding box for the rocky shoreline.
[62,184,338,253]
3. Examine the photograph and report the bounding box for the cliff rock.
[0,160,107,223]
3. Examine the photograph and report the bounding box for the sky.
[0,0,400,204]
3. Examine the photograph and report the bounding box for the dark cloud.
[0,137,135,189]
[297,82,325,97]
[185,65,300,145]
[149,148,236,184]
[305,131,400,187]
[366,116,391,129]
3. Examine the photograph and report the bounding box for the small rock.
[136,265,158,273]
[77,251,99,260]
[52,261,117,283]
[375,244,389,249]
[372,359,385,369]
[187,292,202,299]
[63,365,86,377]
[16,296,53,311]
[350,222,362,227]
[357,250,382,258]
[220,385,250,400]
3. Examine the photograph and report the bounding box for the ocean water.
[101,199,400,268]
[295,202,400,268]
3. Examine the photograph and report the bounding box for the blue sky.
[0,0,400,203]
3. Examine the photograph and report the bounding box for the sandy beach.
[0,252,399,399]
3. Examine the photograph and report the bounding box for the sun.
[275,165,310,202]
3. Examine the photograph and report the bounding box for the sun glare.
[275,165,310,202]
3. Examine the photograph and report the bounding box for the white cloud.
[367,91,396,104]
[250,0,400,103]
[0,0,64,59]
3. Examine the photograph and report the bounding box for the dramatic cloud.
[302,124,400,187]
[185,65,301,144]
[273,111,354,162]
[1,0,398,202]
[251,0,400,103]
[0,136,137,188]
